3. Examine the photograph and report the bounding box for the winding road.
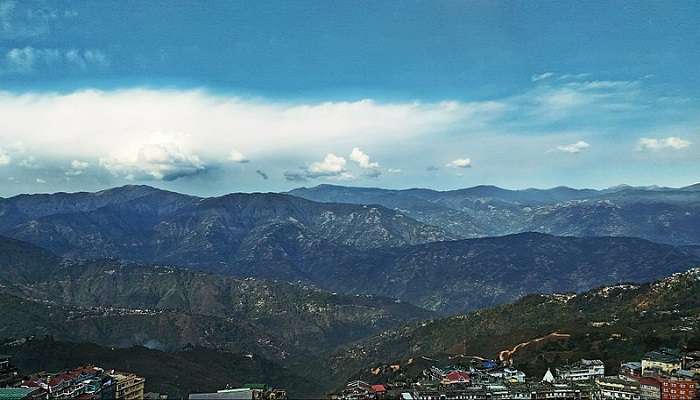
[497,332,571,364]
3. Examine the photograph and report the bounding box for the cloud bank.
[0,74,697,192]
[99,142,206,181]
[638,137,691,151]
[0,89,497,182]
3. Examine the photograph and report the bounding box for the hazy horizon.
[2,180,699,199]
[0,1,698,196]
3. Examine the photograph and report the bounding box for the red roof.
[371,384,387,393]
[633,376,661,387]
[445,370,470,382]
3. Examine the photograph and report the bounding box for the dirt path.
[498,332,571,364]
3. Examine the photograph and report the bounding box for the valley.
[1,184,700,397]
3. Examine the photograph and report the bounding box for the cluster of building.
[336,348,700,400]
[188,384,287,400]
[619,348,700,400]
[0,353,288,400]
[0,355,146,400]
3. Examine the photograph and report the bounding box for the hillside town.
[2,347,699,399]
[0,357,145,399]
[336,348,700,400]
[0,354,287,400]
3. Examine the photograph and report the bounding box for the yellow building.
[112,372,145,400]
[641,350,682,375]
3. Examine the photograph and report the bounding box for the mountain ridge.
[289,183,700,245]
[0,186,451,266]
[329,266,700,385]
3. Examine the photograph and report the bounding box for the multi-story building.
[628,376,661,400]
[656,375,697,400]
[642,351,682,375]
[339,380,372,400]
[22,365,121,400]
[557,360,605,382]
[111,372,145,400]
[682,351,700,375]
[410,382,596,400]
[682,352,700,368]
[621,362,643,378]
[530,382,596,399]
[595,376,641,400]
[488,367,526,383]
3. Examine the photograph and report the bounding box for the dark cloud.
[284,170,308,182]
[255,169,268,180]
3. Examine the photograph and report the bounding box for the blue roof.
[0,388,40,400]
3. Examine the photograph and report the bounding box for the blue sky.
[0,0,698,196]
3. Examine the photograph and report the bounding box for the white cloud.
[573,80,638,90]
[638,137,691,151]
[35,178,46,184]
[531,72,554,82]
[446,158,472,168]
[65,159,89,176]
[536,88,591,110]
[521,76,646,122]
[100,141,206,181]
[284,153,358,181]
[308,153,347,177]
[0,89,497,182]
[387,168,401,173]
[71,159,89,169]
[2,47,108,74]
[0,1,77,39]
[64,49,109,70]
[229,149,249,163]
[558,73,591,80]
[349,147,379,169]
[18,156,39,169]
[555,141,590,154]
[0,83,694,189]
[349,147,381,177]
[0,148,10,165]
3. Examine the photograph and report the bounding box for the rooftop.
[643,351,682,363]
[0,388,41,400]
[596,376,641,388]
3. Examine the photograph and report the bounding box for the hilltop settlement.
[2,347,699,399]
[335,348,700,400]
[0,356,286,400]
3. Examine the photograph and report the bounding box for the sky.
[0,0,699,197]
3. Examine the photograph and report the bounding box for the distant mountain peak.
[681,183,700,191]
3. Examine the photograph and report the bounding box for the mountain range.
[1,183,700,396]
[3,236,699,395]
[0,236,432,356]
[290,183,700,245]
[0,185,448,266]
[1,185,700,313]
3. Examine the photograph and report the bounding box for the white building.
[556,359,605,381]
[596,376,641,400]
